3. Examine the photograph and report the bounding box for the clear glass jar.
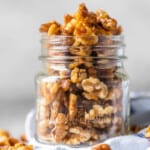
[35,34,129,146]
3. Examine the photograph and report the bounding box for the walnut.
[0,135,10,146]
[71,67,87,83]
[39,21,54,32]
[51,113,68,142]
[65,126,98,145]
[92,143,111,150]
[145,126,150,138]
[0,130,33,150]
[0,130,9,137]
[75,3,88,22]
[8,137,19,146]
[39,105,50,120]
[69,46,92,56]
[50,91,62,122]
[81,77,108,100]
[61,79,71,92]
[40,82,51,102]
[48,21,61,35]
[69,93,77,121]
[63,18,76,35]
[38,119,49,135]
[69,58,93,69]
[88,67,97,77]
[105,87,122,101]
[102,18,117,31]
[13,143,33,150]
[64,14,73,25]
[96,10,109,22]
[75,35,98,46]
[96,9,117,31]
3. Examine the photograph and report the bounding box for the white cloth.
[25,110,150,150]
[25,92,150,149]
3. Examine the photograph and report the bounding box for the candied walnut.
[88,67,97,77]
[64,14,73,25]
[64,134,81,145]
[38,119,50,135]
[20,134,27,143]
[50,91,62,122]
[96,9,117,31]
[0,136,10,146]
[92,143,111,150]
[14,143,33,150]
[71,67,87,83]
[81,77,108,100]
[51,113,68,142]
[96,10,109,22]
[69,93,77,121]
[49,82,60,94]
[40,82,51,102]
[61,79,71,92]
[0,130,33,150]
[0,130,9,138]
[70,127,91,142]
[59,70,70,78]
[82,77,102,93]
[65,126,97,145]
[39,105,50,120]
[104,106,114,115]
[85,105,114,128]
[47,21,61,35]
[145,126,150,138]
[8,137,19,146]
[69,46,92,56]
[74,22,95,36]
[39,22,54,32]
[39,97,51,106]
[102,18,117,31]
[105,87,122,101]
[69,57,93,69]
[63,18,76,35]
[75,3,88,21]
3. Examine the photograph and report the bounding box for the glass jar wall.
[35,34,129,146]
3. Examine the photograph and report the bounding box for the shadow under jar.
[35,34,130,146]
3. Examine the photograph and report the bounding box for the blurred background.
[0,0,150,136]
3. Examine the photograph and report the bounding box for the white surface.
[0,99,34,137]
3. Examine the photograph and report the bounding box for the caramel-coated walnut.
[65,126,98,145]
[81,77,108,100]
[71,67,87,83]
[69,93,77,121]
[145,126,150,138]
[51,113,68,142]
[48,21,61,35]
[69,46,92,56]
[92,143,111,150]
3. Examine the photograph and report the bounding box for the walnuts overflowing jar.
[35,3,130,146]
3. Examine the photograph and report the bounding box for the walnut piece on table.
[145,125,150,138]
[92,143,111,150]
[0,129,33,150]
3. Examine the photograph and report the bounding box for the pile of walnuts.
[0,130,33,150]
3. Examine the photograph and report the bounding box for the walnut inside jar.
[38,3,124,145]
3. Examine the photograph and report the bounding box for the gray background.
[0,0,150,136]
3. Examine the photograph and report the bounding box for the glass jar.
[35,34,129,146]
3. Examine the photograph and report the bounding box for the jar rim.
[41,33,124,39]
[39,56,127,62]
